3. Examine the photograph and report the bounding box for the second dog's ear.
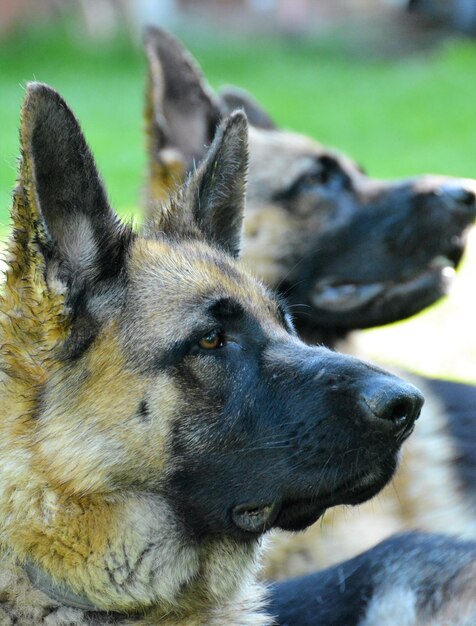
[218,86,277,131]
[184,111,249,258]
[144,27,221,173]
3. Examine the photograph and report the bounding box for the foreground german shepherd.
[0,84,426,624]
[143,27,476,578]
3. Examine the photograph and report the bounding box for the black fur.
[165,326,422,538]
[144,26,220,167]
[144,28,476,337]
[7,79,472,626]
[25,83,135,361]
[421,376,476,505]
[284,178,475,332]
[27,84,133,291]
[137,400,150,421]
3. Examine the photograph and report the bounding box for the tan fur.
[144,50,186,206]
[0,234,272,622]
[240,127,377,290]
[146,109,470,581]
[147,122,353,291]
[146,123,476,583]
[263,498,403,580]
[397,374,476,537]
[0,545,269,625]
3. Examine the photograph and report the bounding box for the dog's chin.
[307,256,456,330]
[231,466,397,535]
[274,475,394,532]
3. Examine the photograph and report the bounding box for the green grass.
[2,23,476,224]
[1,21,475,381]
[0,25,147,226]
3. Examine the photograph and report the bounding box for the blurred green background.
[1,4,475,381]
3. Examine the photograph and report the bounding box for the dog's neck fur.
[0,397,269,624]
[0,440,269,625]
[0,554,270,625]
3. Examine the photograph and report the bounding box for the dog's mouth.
[232,501,282,533]
[308,253,457,328]
[231,471,392,534]
[231,500,324,535]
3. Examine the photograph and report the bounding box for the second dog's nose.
[440,182,476,217]
[360,376,424,436]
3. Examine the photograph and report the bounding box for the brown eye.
[198,331,225,350]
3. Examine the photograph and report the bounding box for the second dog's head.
[144,27,476,338]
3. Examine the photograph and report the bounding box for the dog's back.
[268,532,476,626]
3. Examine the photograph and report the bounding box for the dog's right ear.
[17,83,133,303]
[218,86,277,131]
[144,26,221,187]
[183,111,249,258]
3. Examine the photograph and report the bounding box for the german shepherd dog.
[143,27,476,578]
[0,84,428,624]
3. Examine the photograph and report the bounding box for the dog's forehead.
[248,127,320,188]
[127,238,280,320]
[247,126,360,195]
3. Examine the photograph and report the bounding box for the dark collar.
[25,561,100,610]
[24,560,133,622]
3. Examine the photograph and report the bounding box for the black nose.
[439,183,476,217]
[360,376,424,437]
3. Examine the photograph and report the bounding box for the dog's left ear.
[144,27,221,169]
[19,82,132,299]
[218,86,277,131]
[185,111,248,258]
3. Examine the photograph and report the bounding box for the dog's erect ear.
[185,111,248,258]
[144,26,221,171]
[218,86,277,131]
[20,83,132,297]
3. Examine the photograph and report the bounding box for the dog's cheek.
[129,375,184,480]
[241,203,297,288]
[35,333,179,494]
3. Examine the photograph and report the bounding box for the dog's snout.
[360,377,423,435]
[415,180,476,221]
[439,182,476,215]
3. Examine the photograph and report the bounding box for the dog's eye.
[298,169,330,188]
[198,330,226,350]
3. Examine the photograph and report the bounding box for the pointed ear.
[218,86,277,130]
[184,111,248,258]
[20,83,132,298]
[144,27,221,174]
